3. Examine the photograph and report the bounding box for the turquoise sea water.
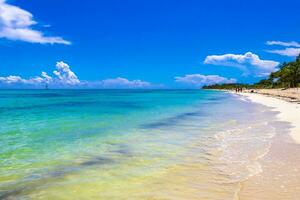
[0,90,287,199]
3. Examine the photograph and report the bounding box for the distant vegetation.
[203,83,252,90]
[203,54,300,89]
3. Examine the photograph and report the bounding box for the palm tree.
[276,56,300,88]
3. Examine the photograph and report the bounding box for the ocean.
[0,90,287,199]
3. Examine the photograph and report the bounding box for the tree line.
[203,54,300,89]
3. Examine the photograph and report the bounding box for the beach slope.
[238,91,300,200]
[241,92,300,144]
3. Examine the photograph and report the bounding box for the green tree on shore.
[203,54,300,89]
[272,55,300,88]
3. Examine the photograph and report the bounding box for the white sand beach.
[237,91,300,200]
[240,92,300,144]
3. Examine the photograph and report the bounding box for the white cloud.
[53,61,80,85]
[0,61,79,87]
[0,0,70,44]
[266,41,300,47]
[0,61,159,89]
[266,40,300,57]
[41,71,52,83]
[204,52,279,76]
[0,75,43,84]
[175,74,236,88]
[81,77,156,89]
[100,77,152,89]
[267,48,300,57]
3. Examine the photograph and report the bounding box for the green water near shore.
[0,90,286,199]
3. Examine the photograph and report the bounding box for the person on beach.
[235,88,243,93]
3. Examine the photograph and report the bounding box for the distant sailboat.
[45,83,49,90]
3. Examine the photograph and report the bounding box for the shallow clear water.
[0,90,286,199]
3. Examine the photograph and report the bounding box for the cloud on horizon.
[175,74,236,88]
[204,52,279,77]
[0,75,44,85]
[98,77,153,89]
[52,61,80,85]
[0,61,79,88]
[0,0,70,45]
[0,61,160,89]
[266,40,300,57]
[80,78,157,89]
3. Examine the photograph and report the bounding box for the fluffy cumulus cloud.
[53,61,80,85]
[0,61,158,89]
[175,74,236,88]
[41,71,52,83]
[266,40,300,57]
[0,61,79,88]
[204,52,279,76]
[0,0,70,44]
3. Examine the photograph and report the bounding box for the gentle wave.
[0,90,288,200]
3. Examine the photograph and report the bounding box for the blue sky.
[0,0,300,88]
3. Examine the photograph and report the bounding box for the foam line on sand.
[240,93,300,144]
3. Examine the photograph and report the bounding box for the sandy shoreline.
[251,88,300,103]
[236,91,300,199]
[240,92,300,144]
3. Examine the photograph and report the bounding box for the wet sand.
[238,92,300,200]
[241,92,300,143]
